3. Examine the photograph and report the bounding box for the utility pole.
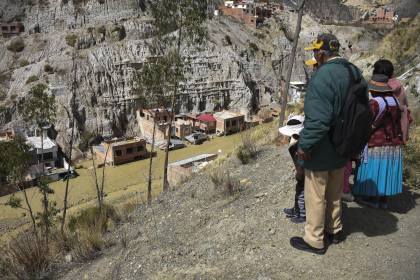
[279,0,306,127]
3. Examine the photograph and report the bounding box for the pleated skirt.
[353,145,403,197]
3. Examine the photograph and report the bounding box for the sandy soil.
[58,145,420,280]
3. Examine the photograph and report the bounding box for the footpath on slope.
[60,145,420,280]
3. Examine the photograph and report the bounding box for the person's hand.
[297,147,311,161]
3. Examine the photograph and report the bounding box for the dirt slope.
[59,145,420,280]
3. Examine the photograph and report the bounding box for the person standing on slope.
[290,33,367,254]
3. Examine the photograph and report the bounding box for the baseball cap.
[279,114,305,137]
[304,33,340,52]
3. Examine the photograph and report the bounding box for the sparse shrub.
[404,131,420,189]
[249,42,259,52]
[19,59,29,67]
[70,224,105,261]
[0,233,50,280]
[208,162,241,195]
[96,25,106,35]
[25,75,39,84]
[44,64,54,74]
[7,37,25,53]
[65,33,78,47]
[236,129,258,164]
[68,204,120,233]
[0,88,6,101]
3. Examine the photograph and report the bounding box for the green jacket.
[299,58,366,171]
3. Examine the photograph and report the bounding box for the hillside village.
[0,0,419,279]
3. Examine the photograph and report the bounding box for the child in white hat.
[279,114,306,223]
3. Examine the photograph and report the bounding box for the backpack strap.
[389,95,403,138]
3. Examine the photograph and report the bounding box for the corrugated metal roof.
[169,153,217,167]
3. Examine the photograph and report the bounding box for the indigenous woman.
[353,59,404,209]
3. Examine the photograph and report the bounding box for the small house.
[27,130,59,170]
[168,153,218,187]
[0,128,15,142]
[174,119,193,139]
[196,114,217,134]
[94,137,148,166]
[214,110,245,136]
[137,108,173,142]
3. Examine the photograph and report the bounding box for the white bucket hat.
[279,114,305,137]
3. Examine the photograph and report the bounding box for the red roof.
[197,114,216,122]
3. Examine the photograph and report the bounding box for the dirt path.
[59,145,420,280]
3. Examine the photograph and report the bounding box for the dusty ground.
[58,145,420,280]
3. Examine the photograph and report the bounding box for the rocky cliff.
[0,0,417,153]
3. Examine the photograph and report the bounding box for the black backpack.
[330,63,373,158]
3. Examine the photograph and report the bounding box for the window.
[43,152,53,160]
[164,116,168,122]
[137,145,144,152]
[115,150,122,157]
[232,119,237,126]
[146,115,149,120]
[126,148,133,154]
[10,26,16,31]
[1,26,8,31]
[176,128,179,132]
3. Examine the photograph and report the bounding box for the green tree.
[1,136,38,235]
[135,0,208,193]
[18,83,57,242]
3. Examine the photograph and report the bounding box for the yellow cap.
[305,57,317,66]
[304,40,324,51]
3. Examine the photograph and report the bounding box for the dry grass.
[0,233,50,280]
[208,161,241,196]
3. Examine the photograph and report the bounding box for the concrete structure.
[168,154,218,187]
[214,110,245,135]
[0,22,24,37]
[94,137,148,166]
[137,108,173,142]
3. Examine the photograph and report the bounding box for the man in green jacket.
[290,33,364,254]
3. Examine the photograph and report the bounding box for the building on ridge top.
[0,22,24,37]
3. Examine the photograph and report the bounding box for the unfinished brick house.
[168,154,218,187]
[214,110,245,136]
[0,22,24,37]
[93,137,148,166]
[137,108,173,142]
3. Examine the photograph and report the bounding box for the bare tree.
[61,52,78,235]
[279,0,306,127]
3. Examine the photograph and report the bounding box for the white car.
[185,133,208,145]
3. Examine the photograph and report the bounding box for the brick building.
[168,154,218,187]
[93,137,148,166]
[369,7,396,23]
[1,22,24,37]
[137,108,173,142]
[219,1,283,28]
[214,110,245,136]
